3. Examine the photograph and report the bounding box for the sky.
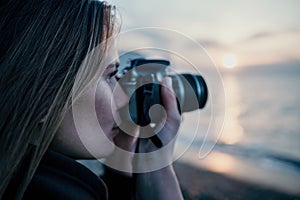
[108,0,300,69]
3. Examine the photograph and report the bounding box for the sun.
[222,53,238,69]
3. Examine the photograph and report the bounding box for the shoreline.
[173,161,300,200]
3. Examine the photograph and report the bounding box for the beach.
[173,161,300,200]
[79,155,300,200]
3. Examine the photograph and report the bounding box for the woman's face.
[50,51,128,159]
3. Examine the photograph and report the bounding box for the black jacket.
[24,150,133,200]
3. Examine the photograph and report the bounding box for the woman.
[0,0,183,199]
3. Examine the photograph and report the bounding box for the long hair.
[0,0,115,198]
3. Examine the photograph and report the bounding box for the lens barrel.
[175,74,208,112]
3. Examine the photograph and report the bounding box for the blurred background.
[108,0,300,199]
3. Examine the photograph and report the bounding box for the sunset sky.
[109,0,300,69]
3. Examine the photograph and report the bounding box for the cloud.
[246,28,300,41]
[248,32,273,40]
[196,39,228,50]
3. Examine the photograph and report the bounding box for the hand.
[105,76,181,170]
[134,77,183,200]
[137,76,181,153]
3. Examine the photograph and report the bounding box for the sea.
[175,63,300,195]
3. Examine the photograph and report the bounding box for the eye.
[106,69,118,83]
[105,68,118,83]
[105,62,120,82]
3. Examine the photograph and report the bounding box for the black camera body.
[117,58,208,126]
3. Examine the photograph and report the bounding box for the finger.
[161,77,180,119]
[114,126,139,152]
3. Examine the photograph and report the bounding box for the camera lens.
[173,74,208,112]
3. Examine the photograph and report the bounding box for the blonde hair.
[0,0,115,198]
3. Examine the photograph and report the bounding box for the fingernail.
[165,77,172,88]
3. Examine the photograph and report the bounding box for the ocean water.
[175,64,300,195]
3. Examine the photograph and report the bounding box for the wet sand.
[173,161,300,200]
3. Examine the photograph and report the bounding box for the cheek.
[51,79,118,159]
[95,81,115,130]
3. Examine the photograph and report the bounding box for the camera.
[117,58,208,126]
